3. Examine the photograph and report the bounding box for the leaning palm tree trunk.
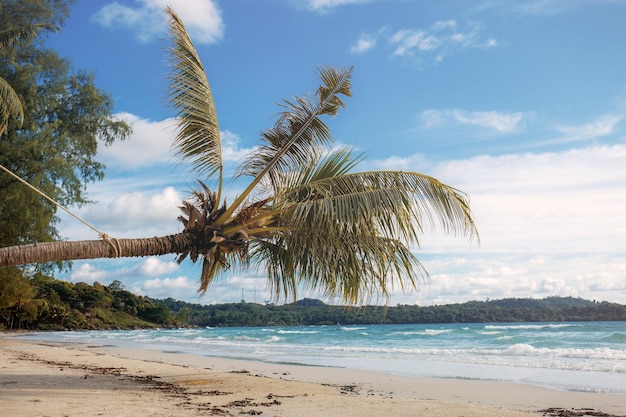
[0,234,191,266]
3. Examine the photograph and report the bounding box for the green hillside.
[161,296,626,327]
[2,270,625,331]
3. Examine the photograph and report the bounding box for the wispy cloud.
[391,20,498,59]
[363,153,434,172]
[477,0,625,16]
[351,36,377,54]
[552,114,623,144]
[421,109,527,133]
[92,0,224,44]
[220,130,259,163]
[305,0,373,13]
[351,20,498,63]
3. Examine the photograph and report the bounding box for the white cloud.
[142,275,196,290]
[402,253,626,306]
[99,114,258,171]
[351,36,377,55]
[305,0,373,13]
[433,20,457,31]
[98,113,175,169]
[92,0,224,44]
[391,29,441,55]
[128,275,201,301]
[420,109,446,128]
[73,186,182,239]
[483,0,621,16]
[134,257,179,276]
[552,114,623,144]
[69,263,107,284]
[389,20,497,62]
[221,130,258,163]
[350,20,496,62]
[453,110,525,133]
[486,38,499,47]
[364,153,433,172]
[421,109,527,133]
[426,144,626,253]
[349,27,389,55]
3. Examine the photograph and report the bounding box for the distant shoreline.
[5,285,626,331]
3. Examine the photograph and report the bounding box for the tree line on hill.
[161,296,626,327]
[0,271,173,330]
[2,272,626,331]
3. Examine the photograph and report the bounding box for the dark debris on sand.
[15,352,288,417]
[540,407,626,417]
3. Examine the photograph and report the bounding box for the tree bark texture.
[0,234,192,267]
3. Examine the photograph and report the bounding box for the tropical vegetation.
[1,271,624,331]
[0,0,130,259]
[0,273,170,331]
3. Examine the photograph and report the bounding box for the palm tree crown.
[163,7,478,303]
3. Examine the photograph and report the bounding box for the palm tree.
[0,23,56,133]
[0,8,477,303]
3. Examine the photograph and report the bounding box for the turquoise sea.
[20,321,626,393]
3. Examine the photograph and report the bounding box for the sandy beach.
[1,335,625,417]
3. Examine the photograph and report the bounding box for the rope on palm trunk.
[0,163,122,257]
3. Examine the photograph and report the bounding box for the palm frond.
[249,162,477,303]
[0,77,24,133]
[274,146,363,195]
[284,170,478,244]
[0,24,57,54]
[251,221,426,304]
[0,23,57,133]
[244,67,352,180]
[165,7,222,180]
[220,66,353,223]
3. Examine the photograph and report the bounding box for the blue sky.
[46,0,626,306]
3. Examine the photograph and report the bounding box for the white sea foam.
[276,330,320,334]
[484,323,579,330]
[233,335,260,342]
[423,329,453,335]
[393,329,453,336]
